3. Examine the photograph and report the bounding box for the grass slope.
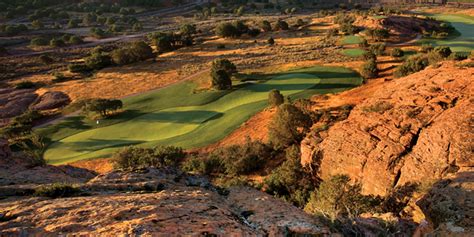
[342,48,367,57]
[418,13,474,52]
[340,35,363,45]
[40,66,362,164]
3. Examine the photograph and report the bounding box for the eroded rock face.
[301,62,473,196]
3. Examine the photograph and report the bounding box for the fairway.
[40,66,362,164]
[342,48,367,57]
[418,13,474,52]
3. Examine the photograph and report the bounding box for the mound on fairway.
[39,66,363,164]
[418,14,474,52]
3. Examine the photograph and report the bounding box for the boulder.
[31,91,71,111]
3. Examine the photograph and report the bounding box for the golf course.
[39,66,363,164]
[419,13,474,52]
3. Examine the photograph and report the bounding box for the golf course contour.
[39,66,363,164]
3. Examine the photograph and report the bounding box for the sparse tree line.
[30,34,83,48]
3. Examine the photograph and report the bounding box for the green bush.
[452,52,468,61]
[395,54,429,77]
[84,52,112,70]
[49,38,65,47]
[84,98,122,117]
[369,43,386,56]
[420,44,434,53]
[268,89,284,107]
[113,146,186,169]
[211,69,232,90]
[30,37,48,46]
[183,141,273,176]
[274,20,289,31]
[34,183,81,198]
[260,20,272,32]
[391,48,404,58]
[264,145,315,207]
[211,59,237,75]
[68,35,83,45]
[433,46,452,58]
[15,81,36,89]
[68,64,90,73]
[304,174,382,220]
[269,104,312,149]
[360,59,378,79]
[267,37,275,45]
[215,22,241,38]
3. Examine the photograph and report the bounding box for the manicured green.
[342,48,367,57]
[340,35,363,45]
[418,14,474,52]
[39,66,362,164]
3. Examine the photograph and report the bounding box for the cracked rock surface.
[301,62,473,196]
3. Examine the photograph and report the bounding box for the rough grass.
[39,66,362,165]
[418,13,474,52]
[342,48,367,57]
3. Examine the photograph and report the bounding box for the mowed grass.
[418,13,474,52]
[342,48,367,57]
[39,66,363,164]
[340,35,363,45]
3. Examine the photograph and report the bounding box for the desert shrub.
[334,13,355,25]
[68,35,83,45]
[366,28,390,41]
[360,59,378,79]
[211,59,237,75]
[180,24,196,37]
[268,89,284,107]
[84,98,122,117]
[433,46,452,58]
[362,101,393,113]
[267,37,275,45]
[269,103,312,149]
[68,64,90,73]
[211,70,231,90]
[304,174,382,221]
[111,41,154,65]
[52,72,67,82]
[363,51,377,61]
[113,146,186,170]
[391,48,404,58]
[182,154,225,175]
[420,44,434,53]
[296,19,305,27]
[369,43,386,56]
[30,37,48,46]
[358,38,369,48]
[339,23,357,35]
[38,54,54,64]
[90,27,107,38]
[452,52,468,61]
[49,38,65,47]
[264,145,315,207]
[395,54,429,77]
[0,46,7,56]
[218,141,272,175]
[15,81,36,89]
[215,22,240,38]
[260,20,272,32]
[84,52,112,70]
[34,183,81,198]
[247,28,260,37]
[67,19,78,28]
[274,20,289,31]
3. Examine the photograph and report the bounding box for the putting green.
[418,13,474,52]
[39,66,362,164]
[340,35,363,45]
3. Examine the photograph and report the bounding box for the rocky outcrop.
[416,168,474,236]
[0,88,37,121]
[0,168,328,235]
[32,91,71,111]
[301,62,473,196]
